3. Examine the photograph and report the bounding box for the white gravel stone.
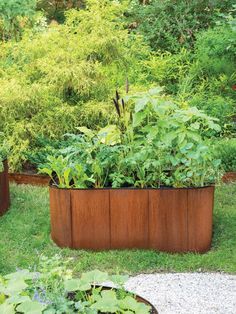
[125,273,236,314]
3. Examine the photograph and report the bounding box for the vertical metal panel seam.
[187,189,189,251]
[70,190,73,248]
[147,189,150,249]
[109,189,111,249]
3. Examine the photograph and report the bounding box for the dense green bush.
[0,0,150,170]
[180,19,236,134]
[189,95,235,134]
[213,139,236,172]
[143,49,193,94]
[194,24,236,79]
[128,0,235,52]
[37,0,85,23]
[0,0,37,41]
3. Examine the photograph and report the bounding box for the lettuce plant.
[0,255,151,314]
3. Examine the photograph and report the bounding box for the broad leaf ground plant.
[0,255,151,314]
[40,87,221,188]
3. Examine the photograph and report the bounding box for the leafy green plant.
[188,95,236,135]
[40,87,221,188]
[0,255,152,313]
[125,88,221,187]
[39,155,94,188]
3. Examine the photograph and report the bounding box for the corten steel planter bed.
[222,172,236,183]
[0,160,10,216]
[49,185,215,253]
[9,173,50,186]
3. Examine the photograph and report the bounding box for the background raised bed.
[0,160,10,216]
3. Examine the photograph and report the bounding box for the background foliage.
[0,0,235,171]
[128,0,236,52]
[0,0,149,169]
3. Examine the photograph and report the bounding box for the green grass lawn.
[0,183,236,275]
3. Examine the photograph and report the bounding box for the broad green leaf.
[16,300,47,314]
[38,168,53,177]
[190,122,200,130]
[119,296,142,311]
[43,309,56,314]
[178,132,186,144]
[91,290,119,313]
[149,86,163,95]
[77,127,95,138]
[163,131,177,144]
[5,270,36,281]
[135,97,149,113]
[6,294,31,305]
[208,121,221,131]
[109,275,129,286]
[81,270,109,284]
[63,167,72,188]
[132,112,145,127]
[64,279,91,292]
[4,279,28,295]
[98,125,120,145]
[0,303,15,314]
[187,151,200,159]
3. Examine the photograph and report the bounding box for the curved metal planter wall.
[49,186,214,253]
[0,160,10,216]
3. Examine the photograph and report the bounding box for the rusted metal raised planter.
[222,172,236,183]
[0,160,10,216]
[9,172,50,186]
[49,185,214,253]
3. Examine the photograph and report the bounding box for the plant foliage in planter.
[40,87,221,188]
[0,255,155,314]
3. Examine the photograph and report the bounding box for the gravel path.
[125,273,236,314]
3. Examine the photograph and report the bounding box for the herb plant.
[0,255,152,314]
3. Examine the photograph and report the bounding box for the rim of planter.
[49,182,214,191]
